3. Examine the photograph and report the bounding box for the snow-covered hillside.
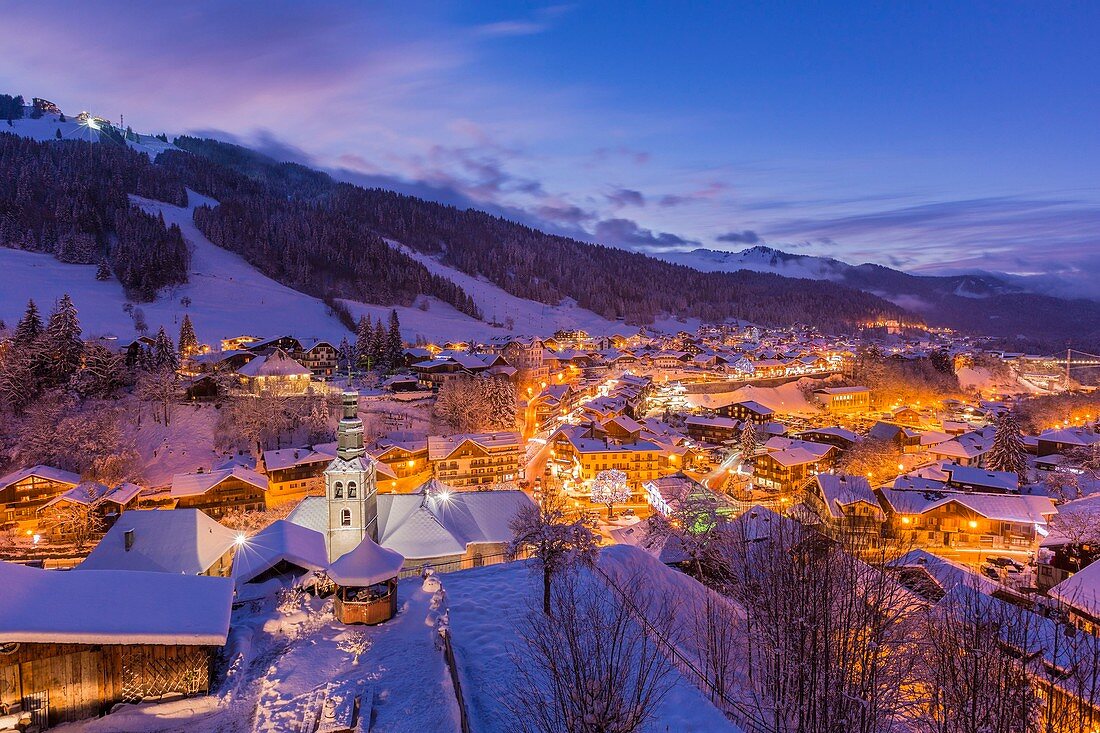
[5,110,179,157]
[0,191,348,345]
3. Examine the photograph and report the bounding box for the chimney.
[124,529,135,551]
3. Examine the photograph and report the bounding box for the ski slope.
[0,191,348,345]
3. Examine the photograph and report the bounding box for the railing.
[440,628,473,733]
[397,549,527,580]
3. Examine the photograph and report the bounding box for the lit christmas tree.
[590,469,630,520]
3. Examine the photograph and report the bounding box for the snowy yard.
[444,550,741,733]
[53,580,459,733]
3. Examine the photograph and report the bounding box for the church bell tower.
[325,391,378,561]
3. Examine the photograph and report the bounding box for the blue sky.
[4,1,1098,291]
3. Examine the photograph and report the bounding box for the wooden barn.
[0,561,232,728]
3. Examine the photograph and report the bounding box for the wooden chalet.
[170,466,269,518]
[0,466,80,534]
[0,562,232,728]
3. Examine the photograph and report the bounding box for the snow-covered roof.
[236,348,312,377]
[327,536,405,586]
[78,509,239,575]
[877,489,1056,524]
[0,562,232,645]
[39,480,110,509]
[232,520,329,586]
[1050,560,1100,621]
[762,436,834,466]
[262,446,335,472]
[888,548,1000,598]
[944,464,1019,492]
[288,488,535,560]
[427,432,520,460]
[171,466,268,498]
[0,464,81,490]
[815,474,884,520]
[1038,427,1100,447]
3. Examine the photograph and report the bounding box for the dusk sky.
[5,1,1098,292]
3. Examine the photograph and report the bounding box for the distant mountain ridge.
[1,91,1098,351]
[662,245,1100,351]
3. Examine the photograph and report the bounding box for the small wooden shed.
[0,561,232,728]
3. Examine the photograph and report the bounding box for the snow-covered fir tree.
[740,420,759,458]
[178,314,198,358]
[386,309,403,370]
[44,293,83,387]
[151,327,178,372]
[13,299,43,346]
[987,410,1027,483]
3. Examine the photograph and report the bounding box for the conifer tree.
[355,315,372,368]
[178,315,198,358]
[44,294,83,387]
[988,411,1027,483]
[386,309,403,371]
[151,326,178,371]
[13,299,43,346]
[370,318,386,370]
[96,258,112,281]
[740,420,759,459]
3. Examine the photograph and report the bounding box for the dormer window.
[340,509,351,526]
[334,481,343,498]
[348,481,357,498]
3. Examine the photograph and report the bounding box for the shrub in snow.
[338,630,373,666]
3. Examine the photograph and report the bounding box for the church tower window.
[348,481,357,498]
[334,481,343,498]
[340,509,351,526]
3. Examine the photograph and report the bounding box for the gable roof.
[0,464,81,490]
[232,520,329,586]
[171,466,269,498]
[427,432,520,460]
[236,348,312,377]
[877,489,1056,524]
[78,509,239,575]
[0,562,232,645]
[815,474,884,520]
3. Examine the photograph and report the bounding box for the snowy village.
[3,4,1100,733]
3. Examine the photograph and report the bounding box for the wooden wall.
[0,642,213,726]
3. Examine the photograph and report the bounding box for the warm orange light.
[968,520,978,529]
[901,516,911,525]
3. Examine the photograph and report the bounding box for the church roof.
[286,487,535,561]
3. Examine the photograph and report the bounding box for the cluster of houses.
[0,394,533,728]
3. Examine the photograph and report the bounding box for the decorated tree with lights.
[988,411,1027,484]
[591,468,630,520]
[740,420,759,459]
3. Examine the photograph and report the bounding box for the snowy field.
[445,548,741,733]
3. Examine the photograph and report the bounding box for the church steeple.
[337,391,365,460]
[325,391,378,561]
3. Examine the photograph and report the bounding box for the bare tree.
[508,490,599,616]
[506,573,678,733]
[720,509,920,732]
[136,366,178,426]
